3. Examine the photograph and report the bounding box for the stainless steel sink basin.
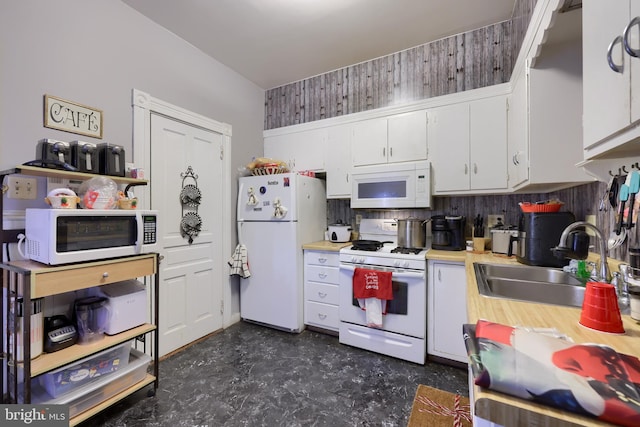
[474,262,586,307]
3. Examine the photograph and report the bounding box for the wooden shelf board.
[6,165,148,186]
[30,324,156,377]
[69,374,156,426]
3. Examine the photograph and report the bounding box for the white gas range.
[338,219,429,364]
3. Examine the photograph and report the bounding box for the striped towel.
[228,244,251,278]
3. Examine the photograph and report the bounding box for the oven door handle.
[339,264,425,280]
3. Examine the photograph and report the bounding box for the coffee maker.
[431,215,466,251]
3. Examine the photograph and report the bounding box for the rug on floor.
[407,385,472,427]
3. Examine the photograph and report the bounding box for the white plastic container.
[97,280,148,335]
[32,348,150,418]
[37,341,131,398]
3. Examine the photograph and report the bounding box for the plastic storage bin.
[32,348,151,418]
[36,341,131,398]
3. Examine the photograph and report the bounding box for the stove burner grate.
[390,247,423,255]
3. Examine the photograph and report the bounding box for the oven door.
[338,263,426,338]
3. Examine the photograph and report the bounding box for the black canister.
[567,230,590,260]
[515,211,576,267]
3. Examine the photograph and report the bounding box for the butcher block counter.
[302,240,352,251]
[448,251,640,427]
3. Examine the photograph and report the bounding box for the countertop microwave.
[24,209,159,265]
[351,161,432,209]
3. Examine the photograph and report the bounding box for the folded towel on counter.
[228,244,250,278]
[464,320,640,427]
[353,268,393,328]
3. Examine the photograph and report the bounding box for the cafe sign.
[44,94,103,139]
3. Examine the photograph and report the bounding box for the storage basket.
[251,164,288,175]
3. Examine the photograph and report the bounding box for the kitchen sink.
[474,262,586,307]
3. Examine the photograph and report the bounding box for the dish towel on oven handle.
[352,267,393,328]
[228,244,251,278]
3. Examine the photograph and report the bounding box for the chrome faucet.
[555,221,611,283]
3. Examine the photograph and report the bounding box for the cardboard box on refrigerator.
[97,280,147,335]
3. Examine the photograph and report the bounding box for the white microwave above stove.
[350,161,432,209]
[23,208,159,265]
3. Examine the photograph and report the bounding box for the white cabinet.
[351,110,427,167]
[325,124,352,198]
[351,117,388,166]
[507,73,528,188]
[387,110,428,164]
[264,127,326,172]
[303,250,340,333]
[427,260,467,363]
[582,0,640,158]
[508,35,592,191]
[428,95,508,194]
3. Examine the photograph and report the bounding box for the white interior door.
[151,113,224,356]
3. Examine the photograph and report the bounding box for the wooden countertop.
[464,252,640,426]
[302,240,352,251]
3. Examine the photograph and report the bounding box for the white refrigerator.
[237,173,326,332]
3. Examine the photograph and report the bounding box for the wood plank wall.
[264,0,538,130]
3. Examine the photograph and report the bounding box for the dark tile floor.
[82,321,469,427]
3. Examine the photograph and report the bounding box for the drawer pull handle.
[318,313,327,320]
[318,257,328,263]
[318,292,327,298]
[103,272,109,278]
[318,273,327,279]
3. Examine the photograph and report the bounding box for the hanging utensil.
[609,174,620,209]
[626,170,640,228]
[608,227,627,250]
[616,183,630,235]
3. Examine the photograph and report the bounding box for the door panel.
[470,96,508,190]
[151,113,223,356]
[429,103,470,191]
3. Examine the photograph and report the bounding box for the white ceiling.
[122,0,516,89]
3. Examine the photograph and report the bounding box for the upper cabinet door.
[470,96,508,190]
[351,117,388,166]
[583,1,631,149]
[325,123,352,198]
[507,70,529,188]
[428,103,470,192]
[630,1,640,124]
[264,128,326,172]
[387,110,428,164]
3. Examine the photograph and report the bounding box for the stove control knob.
[358,256,366,263]
[403,260,410,268]
[393,260,401,267]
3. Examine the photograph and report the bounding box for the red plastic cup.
[579,282,625,334]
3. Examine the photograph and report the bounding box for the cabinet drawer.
[305,265,339,284]
[33,256,156,298]
[305,281,339,305]
[304,251,339,267]
[304,301,339,330]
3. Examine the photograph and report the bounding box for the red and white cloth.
[352,268,393,328]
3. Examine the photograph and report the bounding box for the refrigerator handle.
[238,221,244,246]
